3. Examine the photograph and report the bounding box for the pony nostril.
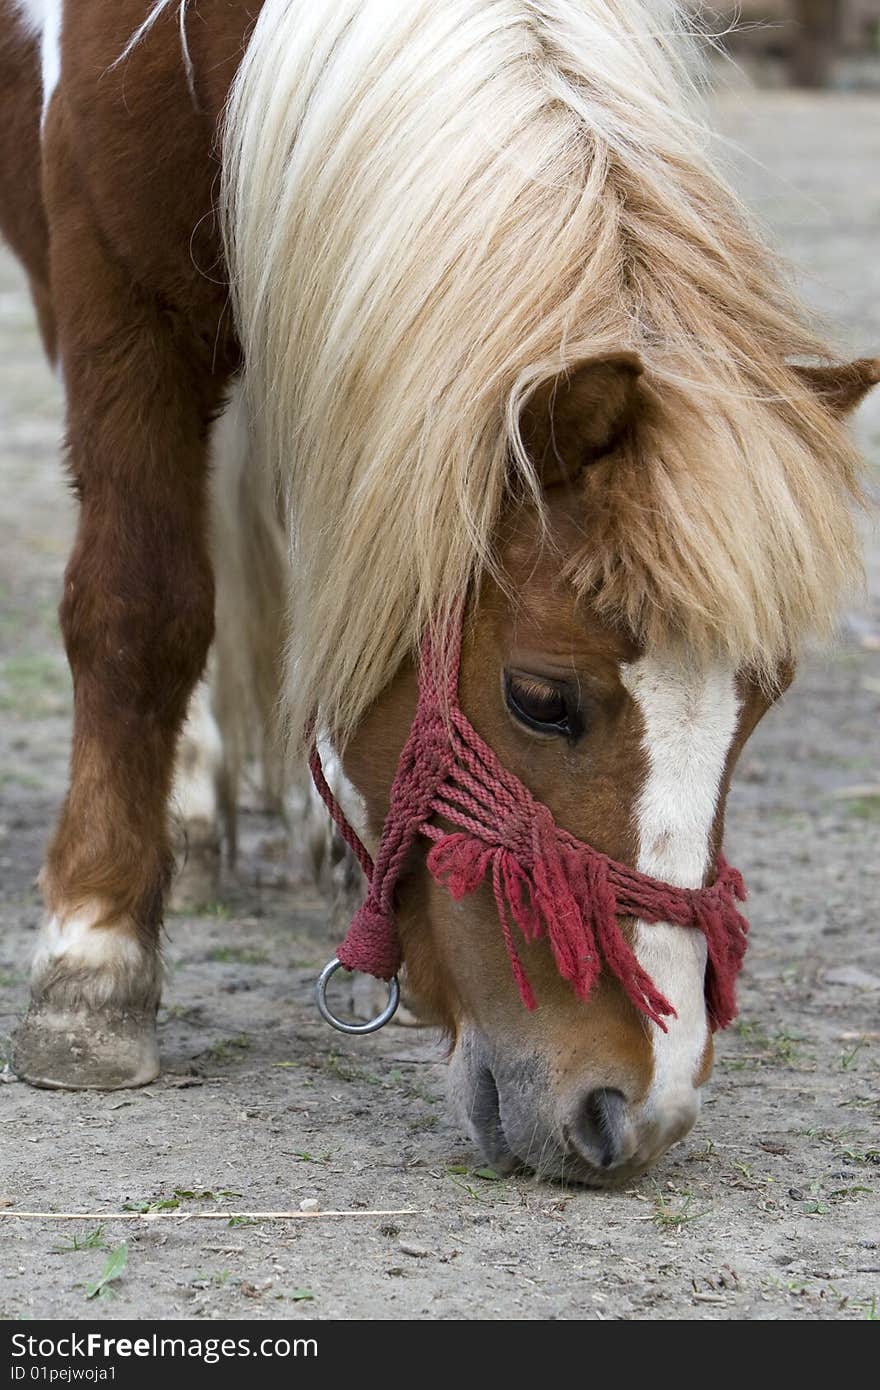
[571,1087,629,1169]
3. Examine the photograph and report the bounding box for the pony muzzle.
[451,1027,701,1186]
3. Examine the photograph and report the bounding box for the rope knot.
[496,803,532,855]
[417,712,450,762]
[337,900,401,982]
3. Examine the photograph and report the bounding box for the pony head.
[340,352,876,1184]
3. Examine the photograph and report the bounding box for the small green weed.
[84,1244,128,1301]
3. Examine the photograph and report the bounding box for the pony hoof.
[12,1003,160,1090]
[170,825,221,911]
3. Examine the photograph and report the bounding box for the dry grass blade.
[0,1208,420,1222]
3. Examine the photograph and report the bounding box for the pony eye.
[504,672,576,737]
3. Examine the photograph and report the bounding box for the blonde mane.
[221,0,864,745]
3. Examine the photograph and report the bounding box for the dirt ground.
[1,92,878,1322]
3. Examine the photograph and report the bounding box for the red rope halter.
[309,613,749,1032]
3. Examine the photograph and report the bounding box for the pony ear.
[792,358,880,417]
[520,351,644,488]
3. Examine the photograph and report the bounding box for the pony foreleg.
[12,141,226,1088]
[15,437,218,1088]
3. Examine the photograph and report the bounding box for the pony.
[1,0,876,1185]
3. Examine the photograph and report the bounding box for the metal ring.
[314,958,400,1035]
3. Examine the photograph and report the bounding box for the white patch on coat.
[309,736,369,841]
[171,680,223,827]
[39,0,61,117]
[12,0,62,120]
[31,907,152,1007]
[12,0,46,33]
[621,656,740,1128]
[301,734,371,886]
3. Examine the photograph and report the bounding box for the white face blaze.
[621,655,741,1143]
